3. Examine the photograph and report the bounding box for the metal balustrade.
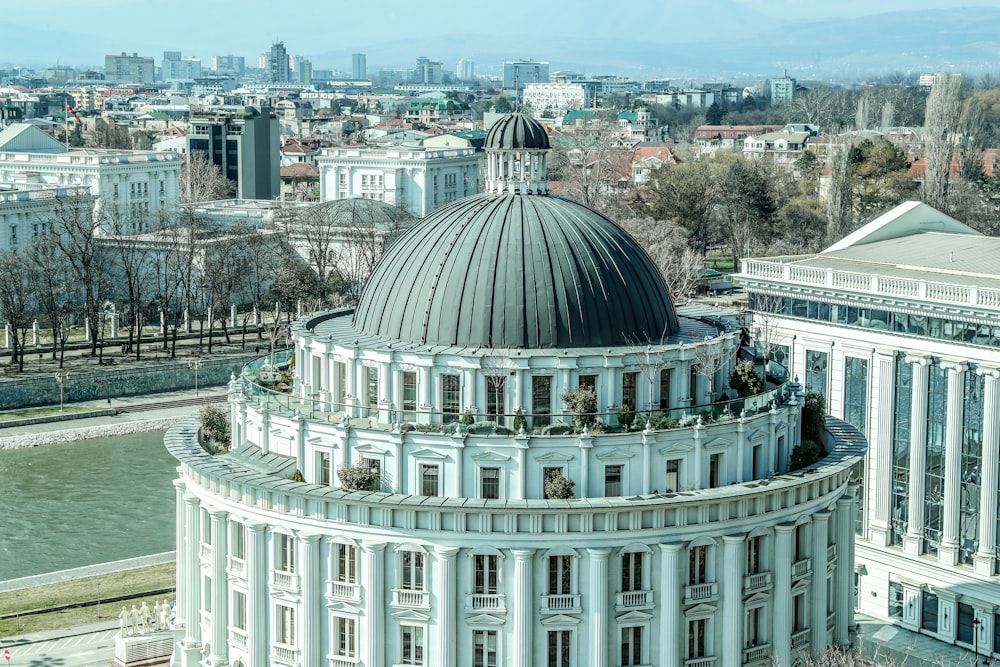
[743,572,771,592]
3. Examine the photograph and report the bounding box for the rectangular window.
[960,370,984,565]
[709,453,721,488]
[363,457,381,491]
[487,376,505,418]
[805,349,828,396]
[622,551,643,592]
[659,368,672,410]
[442,374,460,421]
[924,363,948,555]
[337,543,357,584]
[605,464,623,496]
[578,374,597,391]
[532,375,552,428]
[621,626,642,666]
[402,551,424,590]
[922,591,939,632]
[334,361,346,407]
[319,451,331,486]
[420,464,439,497]
[844,356,868,433]
[793,593,807,632]
[665,459,680,493]
[402,625,425,665]
[481,467,500,500]
[622,371,638,411]
[402,370,417,423]
[746,606,761,646]
[231,521,245,560]
[688,618,706,659]
[548,555,572,595]
[278,533,295,573]
[888,581,904,619]
[366,366,379,411]
[747,535,762,574]
[548,629,571,667]
[958,602,976,645]
[890,355,913,545]
[335,616,356,658]
[473,630,498,667]
[689,545,708,585]
[689,364,699,403]
[474,554,498,594]
[276,604,295,646]
[232,590,246,630]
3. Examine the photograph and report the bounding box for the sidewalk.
[0,619,120,650]
[856,614,992,666]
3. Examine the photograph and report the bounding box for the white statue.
[118,606,129,636]
[139,601,152,634]
[159,599,171,630]
[128,605,140,635]
[151,601,161,631]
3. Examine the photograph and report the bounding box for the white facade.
[316,147,479,217]
[737,200,1000,657]
[523,83,592,116]
[0,184,92,250]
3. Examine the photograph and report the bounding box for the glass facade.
[402,371,417,423]
[890,357,912,546]
[923,363,948,555]
[805,350,828,396]
[960,370,984,565]
[532,376,552,428]
[844,357,868,433]
[442,374,460,422]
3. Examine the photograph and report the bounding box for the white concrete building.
[737,201,1000,659]
[168,114,864,667]
[316,146,479,217]
[522,83,594,116]
[0,183,92,250]
[0,123,182,222]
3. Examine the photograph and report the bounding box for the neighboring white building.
[0,183,92,250]
[0,123,182,222]
[168,113,865,667]
[316,146,480,216]
[742,130,810,162]
[737,201,1000,658]
[522,82,594,116]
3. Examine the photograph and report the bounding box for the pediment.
[410,448,450,461]
[355,443,388,456]
[534,451,575,463]
[745,592,770,606]
[540,614,581,626]
[471,450,511,462]
[306,436,336,449]
[392,609,431,622]
[658,443,694,456]
[596,448,635,461]
[702,436,732,451]
[684,603,717,617]
[325,600,362,614]
[616,610,653,623]
[465,613,506,625]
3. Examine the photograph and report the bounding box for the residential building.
[522,82,594,117]
[414,57,444,84]
[0,123,182,222]
[693,125,783,151]
[212,55,245,78]
[613,109,659,145]
[268,42,290,84]
[167,112,865,667]
[737,201,1000,659]
[631,144,674,184]
[104,52,154,84]
[503,59,549,88]
[316,144,479,216]
[771,76,796,105]
[187,107,280,200]
[742,130,811,162]
[163,54,202,81]
[352,53,366,81]
[404,97,471,124]
[456,59,475,81]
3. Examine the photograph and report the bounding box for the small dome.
[485,113,550,151]
[353,193,677,349]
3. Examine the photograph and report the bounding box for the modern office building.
[352,53,367,81]
[269,42,290,84]
[503,59,549,89]
[187,107,280,200]
[213,55,246,78]
[316,145,479,216]
[104,52,155,84]
[167,113,865,667]
[737,200,1000,659]
[456,59,475,81]
[770,77,796,105]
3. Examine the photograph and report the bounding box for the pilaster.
[435,545,459,667]
[362,543,387,667]
[773,524,794,667]
[977,367,1000,575]
[245,522,267,667]
[903,355,930,555]
[658,544,682,667]
[721,535,745,667]
[512,549,535,666]
[587,547,611,667]
[207,509,229,667]
[869,352,896,546]
[811,511,831,650]
[299,533,321,667]
[938,361,967,565]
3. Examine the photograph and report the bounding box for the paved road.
[1,625,118,667]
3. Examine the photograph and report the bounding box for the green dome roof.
[485,112,550,150]
[352,193,678,349]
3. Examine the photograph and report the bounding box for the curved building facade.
[169,113,866,667]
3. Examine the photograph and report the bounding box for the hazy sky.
[2,0,999,69]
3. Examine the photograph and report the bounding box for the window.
[363,457,381,491]
[481,467,500,500]
[277,533,295,573]
[232,590,246,630]
[420,464,439,497]
[659,368,672,409]
[336,543,357,584]
[805,349,828,396]
[402,371,417,422]
[622,551,644,591]
[276,604,295,646]
[665,459,680,493]
[687,618,706,659]
[746,606,761,646]
[689,545,708,585]
[9,225,17,246]
[747,535,762,574]
[548,630,571,667]
[709,453,721,488]
[548,555,572,595]
[487,376,505,418]
[958,602,976,645]
[689,364,699,403]
[319,451,331,486]
[231,521,245,560]
[922,591,939,632]
[365,366,379,411]
[442,374,460,421]
[335,616,356,658]
[532,375,552,427]
[474,554,499,594]
[621,626,642,666]
[888,581,904,619]
[402,625,425,665]
[401,551,424,590]
[794,524,808,562]
[473,630,498,667]
[793,593,807,632]
[543,467,565,499]
[622,371,637,411]
[605,464,623,496]
[334,361,346,407]
[578,374,596,391]
[844,357,868,432]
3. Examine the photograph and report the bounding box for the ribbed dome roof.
[485,113,550,150]
[352,193,677,349]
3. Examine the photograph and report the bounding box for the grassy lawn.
[0,562,175,637]
[0,406,103,422]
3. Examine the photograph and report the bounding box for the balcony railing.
[272,645,297,664]
[827,612,835,632]
[685,657,717,667]
[228,627,247,649]
[792,558,812,579]
[791,629,810,650]
[328,580,361,602]
[271,569,299,592]
[392,588,430,609]
[227,556,246,577]
[330,658,358,667]
[466,593,505,612]
[684,582,719,603]
[615,590,652,609]
[827,544,837,563]
[542,594,581,612]
[743,644,770,664]
[743,572,771,593]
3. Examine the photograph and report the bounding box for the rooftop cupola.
[483,112,550,195]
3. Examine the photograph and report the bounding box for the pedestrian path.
[856,614,993,666]
[0,552,175,594]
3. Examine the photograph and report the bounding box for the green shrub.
[729,359,763,397]
[650,413,680,430]
[541,423,574,436]
[338,462,378,491]
[513,408,527,432]
[544,472,576,499]
[561,388,597,432]
[290,469,305,483]
[802,392,826,443]
[618,403,636,429]
[200,404,231,452]
[789,439,825,470]
[460,409,475,426]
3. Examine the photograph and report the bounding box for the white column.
[903,355,930,555]
[299,533,321,666]
[362,543,386,667]
[245,522,268,667]
[772,524,794,667]
[976,368,1000,575]
[721,535,745,667]
[512,549,535,666]
[588,548,611,667]
[811,511,831,650]
[173,481,188,633]
[835,492,857,645]
[939,361,967,565]
[869,352,896,546]
[435,546,459,667]
[179,494,202,667]
[658,544,682,667]
[208,509,228,666]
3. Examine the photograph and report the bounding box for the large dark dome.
[485,112,550,150]
[352,193,678,349]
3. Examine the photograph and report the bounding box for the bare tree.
[691,334,738,405]
[28,237,73,366]
[923,73,965,209]
[747,291,786,382]
[0,250,39,371]
[103,205,154,360]
[618,217,705,301]
[825,140,853,242]
[180,152,235,204]
[333,199,411,301]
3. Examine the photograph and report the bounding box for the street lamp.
[188,356,204,397]
[54,369,70,413]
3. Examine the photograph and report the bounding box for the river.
[0,431,177,581]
